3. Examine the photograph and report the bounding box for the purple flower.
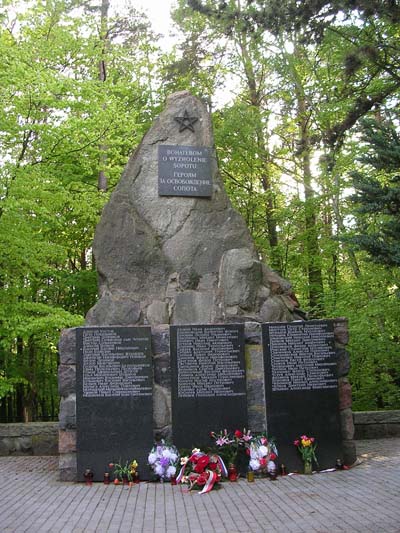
[160,457,170,468]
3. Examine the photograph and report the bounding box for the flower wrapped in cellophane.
[148,439,179,481]
[176,449,228,494]
[249,435,278,474]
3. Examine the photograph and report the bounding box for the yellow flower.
[301,439,311,447]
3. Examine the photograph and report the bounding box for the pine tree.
[348,117,400,267]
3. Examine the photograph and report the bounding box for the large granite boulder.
[86,91,302,325]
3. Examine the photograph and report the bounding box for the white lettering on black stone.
[176,326,245,398]
[158,145,212,197]
[82,329,151,398]
[268,323,337,392]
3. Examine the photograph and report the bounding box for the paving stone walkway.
[0,438,399,533]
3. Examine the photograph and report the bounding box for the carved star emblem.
[174,109,198,132]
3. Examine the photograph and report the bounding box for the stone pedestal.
[58,318,355,480]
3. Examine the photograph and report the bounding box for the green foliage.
[0,371,28,400]
[345,118,400,267]
[180,0,400,408]
[1,0,399,418]
[186,0,400,41]
[159,0,227,105]
[324,265,400,410]
[0,0,161,421]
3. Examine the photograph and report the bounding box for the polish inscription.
[158,145,212,197]
[81,328,152,397]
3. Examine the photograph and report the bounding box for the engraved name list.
[176,326,245,398]
[267,322,337,392]
[82,328,152,397]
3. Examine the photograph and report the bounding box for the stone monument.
[85,90,303,328]
[58,91,356,481]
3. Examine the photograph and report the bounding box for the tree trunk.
[237,29,281,271]
[293,45,324,315]
[23,336,37,422]
[97,0,110,192]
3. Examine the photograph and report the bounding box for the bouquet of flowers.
[249,435,278,474]
[109,459,138,483]
[148,440,179,481]
[210,428,253,467]
[176,449,228,494]
[294,435,318,471]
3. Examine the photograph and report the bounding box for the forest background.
[1,0,399,422]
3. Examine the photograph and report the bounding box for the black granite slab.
[170,324,247,450]
[76,327,153,482]
[262,320,342,472]
[158,145,212,197]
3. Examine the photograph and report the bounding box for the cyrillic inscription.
[170,324,247,450]
[267,322,337,392]
[262,320,342,471]
[76,326,153,481]
[81,328,152,397]
[176,326,245,398]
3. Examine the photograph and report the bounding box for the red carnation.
[270,453,277,461]
[234,429,243,439]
